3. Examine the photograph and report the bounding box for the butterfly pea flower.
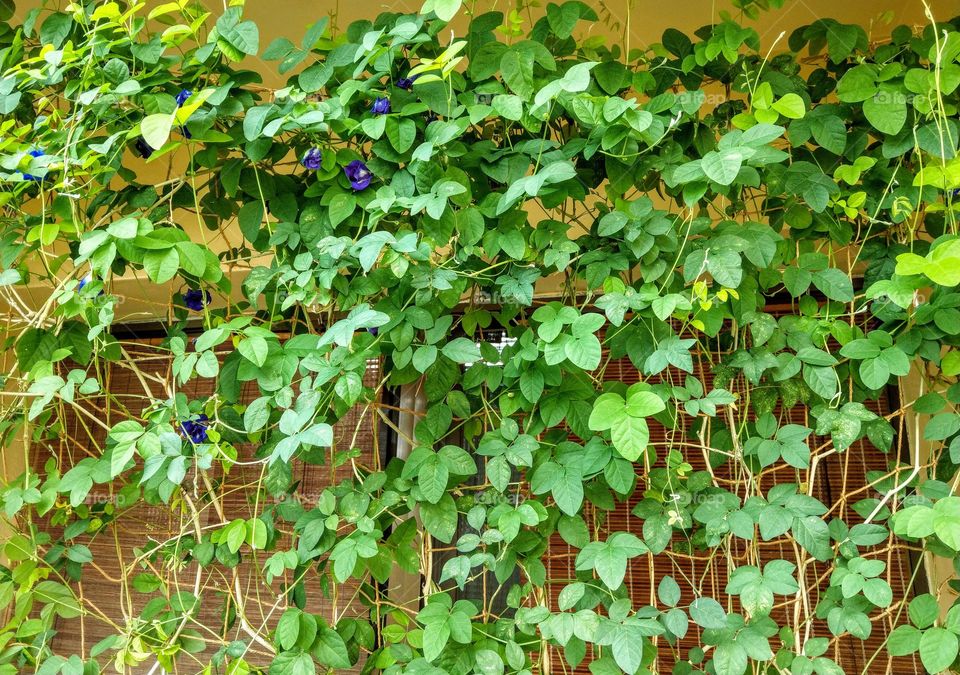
[367,327,379,336]
[344,160,372,191]
[23,148,45,181]
[175,90,195,138]
[134,137,154,159]
[182,288,211,311]
[78,273,106,297]
[301,147,322,170]
[180,414,209,444]
[396,75,417,90]
[370,97,391,115]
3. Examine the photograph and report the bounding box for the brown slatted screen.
[37,338,382,671]
[542,317,924,674]
[30,319,926,674]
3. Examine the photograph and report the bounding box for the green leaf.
[244,397,271,432]
[269,652,316,675]
[141,113,174,150]
[386,117,417,153]
[216,9,260,57]
[328,193,356,227]
[910,594,940,629]
[887,625,921,657]
[589,393,625,431]
[793,515,832,561]
[813,268,854,302]
[276,608,301,651]
[493,94,523,121]
[919,627,959,673]
[625,390,666,417]
[658,576,681,607]
[420,494,458,543]
[611,626,643,674]
[859,358,890,389]
[418,455,449,504]
[143,248,180,283]
[772,93,806,119]
[312,628,350,668]
[110,442,136,478]
[564,334,601,370]
[610,415,650,462]
[689,597,727,629]
[713,642,748,675]
[423,0,462,22]
[836,65,877,102]
[238,336,269,367]
[552,469,584,516]
[863,87,907,135]
[701,149,743,186]
[896,239,960,287]
[933,497,960,550]
[442,338,482,364]
[423,620,450,661]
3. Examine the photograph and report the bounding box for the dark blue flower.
[180,414,209,444]
[182,289,211,311]
[23,148,45,182]
[134,137,154,159]
[78,274,106,297]
[371,97,391,115]
[301,147,322,170]
[425,111,439,125]
[175,89,192,107]
[344,160,372,191]
[367,326,379,336]
[396,75,417,90]
[180,126,192,140]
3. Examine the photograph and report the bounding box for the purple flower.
[23,148,44,181]
[180,414,209,444]
[371,97,391,115]
[367,327,379,336]
[301,147,322,170]
[175,89,192,107]
[134,137,154,159]
[396,75,417,90]
[182,289,211,311]
[344,160,372,191]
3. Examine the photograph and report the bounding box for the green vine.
[0,0,959,674]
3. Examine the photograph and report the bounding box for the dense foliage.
[1,0,960,673]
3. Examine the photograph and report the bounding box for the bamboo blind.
[38,338,382,672]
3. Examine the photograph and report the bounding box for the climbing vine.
[1,0,960,673]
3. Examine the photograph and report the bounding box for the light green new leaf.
[140,113,174,151]
[772,93,806,119]
[610,415,650,462]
